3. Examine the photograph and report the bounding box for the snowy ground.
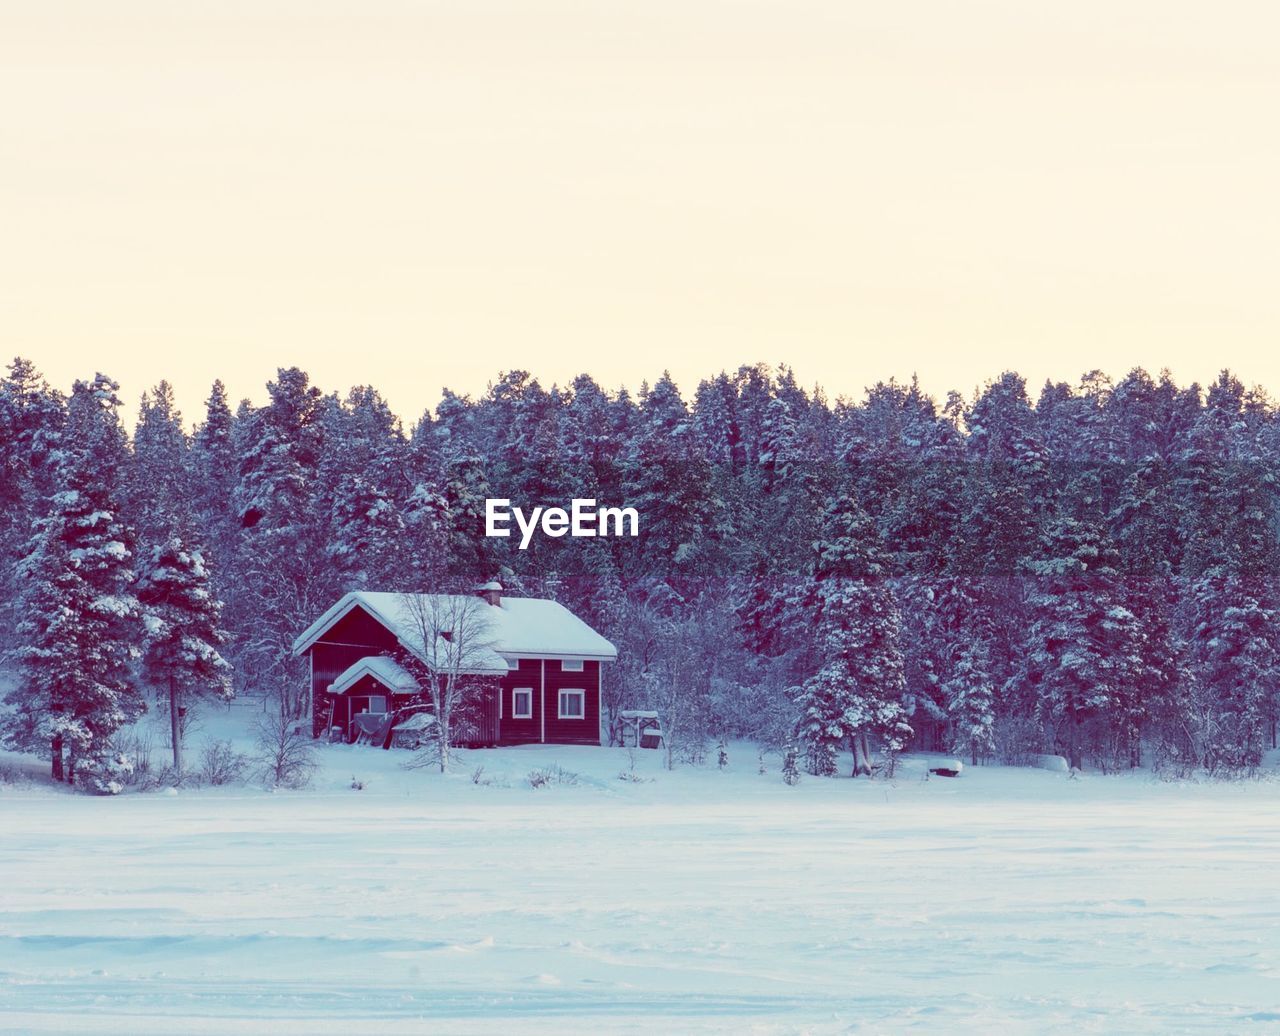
[3,713,1280,1033]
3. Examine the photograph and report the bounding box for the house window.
[558,689,585,719]
[353,695,387,715]
[512,688,533,719]
[561,659,584,672]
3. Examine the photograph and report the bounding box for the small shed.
[617,710,664,749]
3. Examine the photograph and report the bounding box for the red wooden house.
[291,583,617,746]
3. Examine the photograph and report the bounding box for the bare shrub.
[200,740,248,786]
[254,710,317,789]
[0,763,34,787]
[108,728,155,786]
[993,715,1041,766]
[528,764,579,789]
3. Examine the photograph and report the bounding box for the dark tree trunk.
[51,733,64,782]
[170,678,183,773]
[1068,709,1082,771]
[851,733,873,776]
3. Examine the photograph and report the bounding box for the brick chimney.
[476,580,503,607]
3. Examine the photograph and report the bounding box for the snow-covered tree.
[327,474,406,590]
[137,535,234,772]
[8,375,143,789]
[792,494,911,777]
[0,359,64,653]
[1179,571,1277,773]
[945,638,996,765]
[397,593,501,773]
[1016,496,1145,771]
[131,382,189,549]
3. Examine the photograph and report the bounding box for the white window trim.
[558,688,585,720]
[512,687,534,720]
[561,659,584,672]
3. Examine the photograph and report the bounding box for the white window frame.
[511,687,534,720]
[558,688,585,720]
[561,659,584,672]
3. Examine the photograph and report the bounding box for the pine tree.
[624,372,723,588]
[230,369,331,717]
[131,382,189,549]
[0,359,64,654]
[1017,493,1144,771]
[9,375,143,790]
[191,380,238,538]
[946,638,996,765]
[443,451,495,577]
[792,495,911,777]
[403,480,452,588]
[1180,570,1277,773]
[327,474,406,590]
[781,738,800,785]
[137,534,233,772]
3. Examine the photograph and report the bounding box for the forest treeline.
[1,358,1278,787]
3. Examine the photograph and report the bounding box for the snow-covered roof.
[292,591,617,670]
[328,655,420,696]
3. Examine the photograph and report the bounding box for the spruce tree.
[9,375,143,789]
[792,494,910,777]
[137,534,234,772]
[327,474,406,590]
[1018,495,1144,771]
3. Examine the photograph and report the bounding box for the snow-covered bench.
[617,710,664,749]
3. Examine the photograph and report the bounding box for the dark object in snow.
[926,758,964,778]
[351,711,394,747]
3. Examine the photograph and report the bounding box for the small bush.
[201,740,248,786]
[108,729,154,786]
[0,763,34,787]
[528,764,579,789]
[616,771,650,783]
[80,752,135,795]
[135,766,189,792]
[782,740,800,786]
[254,711,317,789]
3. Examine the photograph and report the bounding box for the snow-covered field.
[3,717,1280,1034]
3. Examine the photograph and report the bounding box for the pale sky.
[2,2,1278,424]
